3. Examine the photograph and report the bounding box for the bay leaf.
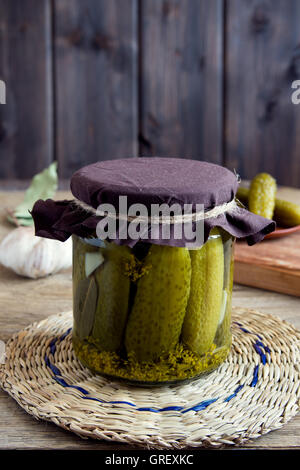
[74,277,98,341]
[9,161,58,226]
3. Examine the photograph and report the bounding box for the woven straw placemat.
[0,307,299,449]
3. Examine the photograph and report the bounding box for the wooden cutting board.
[234,230,300,297]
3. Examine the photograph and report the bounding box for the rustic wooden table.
[0,189,299,450]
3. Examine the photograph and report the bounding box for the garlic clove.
[25,238,56,278]
[85,251,104,277]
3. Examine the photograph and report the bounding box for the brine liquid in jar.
[72,228,234,385]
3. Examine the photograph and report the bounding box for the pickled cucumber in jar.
[125,244,191,361]
[91,243,131,352]
[182,229,224,356]
[72,236,99,340]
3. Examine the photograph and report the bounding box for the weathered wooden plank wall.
[224,0,300,187]
[139,0,224,163]
[0,0,299,186]
[0,0,53,179]
[54,0,138,178]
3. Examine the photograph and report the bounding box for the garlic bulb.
[0,226,72,279]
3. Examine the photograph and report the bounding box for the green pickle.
[248,173,277,219]
[273,198,300,227]
[125,245,191,361]
[237,186,300,227]
[91,244,131,352]
[72,236,98,339]
[214,253,234,347]
[182,229,224,355]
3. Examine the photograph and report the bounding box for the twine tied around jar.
[72,198,240,225]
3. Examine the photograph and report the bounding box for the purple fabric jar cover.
[31,157,276,247]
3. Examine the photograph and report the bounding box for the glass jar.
[31,158,275,384]
[72,228,235,385]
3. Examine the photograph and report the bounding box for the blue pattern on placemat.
[44,322,271,413]
[182,398,218,413]
[224,384,245,402]
[250,365,259,387]
[253,343,267,365]
[234,322,271,364]
[49,338,57,356]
